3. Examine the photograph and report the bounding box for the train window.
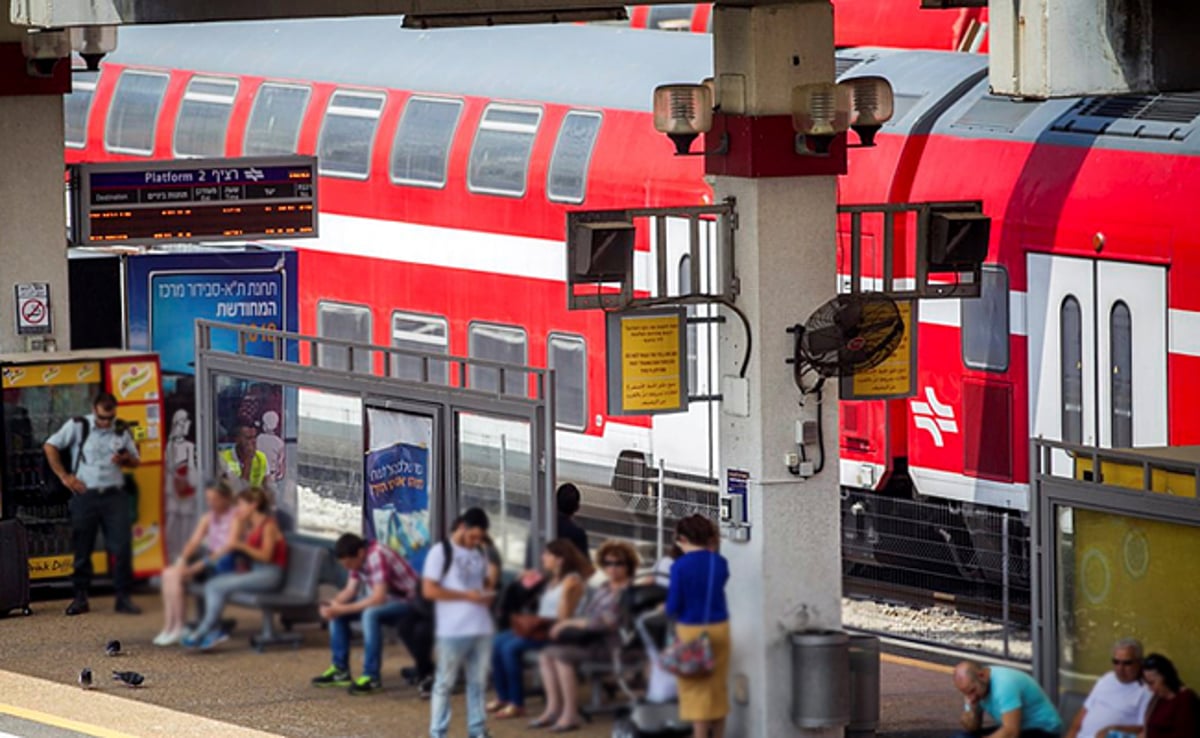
[1110,301,1133,447]
[317,301,373,373]
[467,104,542,197]
[548,333,587,431]
[391,97,463,188]
[104,70,169,156]
[318,90,386,180]
[244,83,311,156]
[173,77,238,158]
[390,311,449,384]
[468,322,527,396]
[64,71,98,148]
[547,111,602,204]
[961,265,1009,372]
[647,4,695,30]
[679,255,698,395]
[1060,296,1084,444]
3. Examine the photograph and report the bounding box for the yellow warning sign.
[841,300,916,400]
[607,310,687,415]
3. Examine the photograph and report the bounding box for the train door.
[1027,254,1167,465]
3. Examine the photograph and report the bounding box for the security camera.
[71,26,118,72]
[21,28,71,78]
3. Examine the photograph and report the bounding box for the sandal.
[486,700,508,713]
[528,715,558,729]
[495,705,525,719]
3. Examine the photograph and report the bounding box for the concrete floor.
[0,591,964,738]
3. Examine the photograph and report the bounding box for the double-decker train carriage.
[63,20,1200,586]
[628,2,989,52]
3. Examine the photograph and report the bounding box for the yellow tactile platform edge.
[0,669,283,738]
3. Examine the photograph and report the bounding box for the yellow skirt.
[675,620,731,722]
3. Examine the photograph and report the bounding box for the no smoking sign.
[15,283,51,335]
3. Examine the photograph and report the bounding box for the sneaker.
[198,629,229,651]
[180,631,203,649]
[153,629,183,647]
[311,666,352,688]
[347,675,382,696]
[65,599,89,616]
[417,675,434,700]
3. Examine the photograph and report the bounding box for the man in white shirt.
[1065,638,1152,738]
[423,507,497,738]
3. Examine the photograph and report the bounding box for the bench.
[189,541,327,652]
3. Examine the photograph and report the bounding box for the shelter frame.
[1031,438,1200,703]
[194,319,556,557]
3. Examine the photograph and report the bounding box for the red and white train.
[64,19,1200,567]
[628,2,990,52]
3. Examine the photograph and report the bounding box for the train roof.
[106,18,715,112]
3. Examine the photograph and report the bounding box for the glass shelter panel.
[1055,505,1200,702]
[294,386,364,540]
[457,412,532,572]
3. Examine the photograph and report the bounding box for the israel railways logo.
[910,387,958,448]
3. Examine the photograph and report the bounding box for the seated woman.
[182,487,288,651]
[153,480,238,646]
[530,540,640,733]
[1143,653,1198,738]
[489,539,590,719]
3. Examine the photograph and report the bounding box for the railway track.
[844,574,1031,626]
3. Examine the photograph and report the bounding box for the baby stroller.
[611,585,692,738]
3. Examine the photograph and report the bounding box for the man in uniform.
[43,392,142,616]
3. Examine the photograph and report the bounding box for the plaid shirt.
[352,541,419,601]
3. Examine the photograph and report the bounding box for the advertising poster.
[364,407,435,571]
[125,250,298,556]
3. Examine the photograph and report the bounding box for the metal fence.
[841,492,1031,659]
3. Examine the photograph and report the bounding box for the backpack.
[41,417,88,500]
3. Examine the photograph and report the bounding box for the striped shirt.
[353,541,419,601]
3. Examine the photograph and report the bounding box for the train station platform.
[0,591,965,738]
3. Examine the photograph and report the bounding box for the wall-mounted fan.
[787,292,904,383]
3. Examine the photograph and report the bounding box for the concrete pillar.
[711,4,842,737]
[0,20,70,353]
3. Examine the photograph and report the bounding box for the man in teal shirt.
[953,660,1063,738]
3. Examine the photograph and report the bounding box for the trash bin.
[848,634,881,737]
[790,630,850,729]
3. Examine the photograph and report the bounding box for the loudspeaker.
[927,210,990,272]
[570,222,635,283]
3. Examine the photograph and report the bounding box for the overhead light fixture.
[791,82,852,154]
[21,28,71,78]
[70,26,118,72]
[653,83,715,155]
[842,76,895,147]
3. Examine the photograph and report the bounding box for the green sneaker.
[311,666,352,688]
[347,675,382,696]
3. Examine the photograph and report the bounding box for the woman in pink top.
[153,480,238,646]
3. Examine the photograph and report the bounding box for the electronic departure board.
[70,156,318,246]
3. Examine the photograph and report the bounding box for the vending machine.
[0,350,165,582]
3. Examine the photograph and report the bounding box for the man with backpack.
[43,392,141,616]
[423,507,498,738]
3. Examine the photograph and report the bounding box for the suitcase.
[0,519,33,617]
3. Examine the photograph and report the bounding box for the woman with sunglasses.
[530,540,640,733]
[667,514,731,738]
[1142,653,1198,738]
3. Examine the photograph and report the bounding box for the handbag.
[660,554,717,678]
[510,613,554,641]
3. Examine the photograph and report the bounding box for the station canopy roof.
[10,0,793,28]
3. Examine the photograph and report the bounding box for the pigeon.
[111,670,144,688]
[105,640,121,657]
[78,668,93,689]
